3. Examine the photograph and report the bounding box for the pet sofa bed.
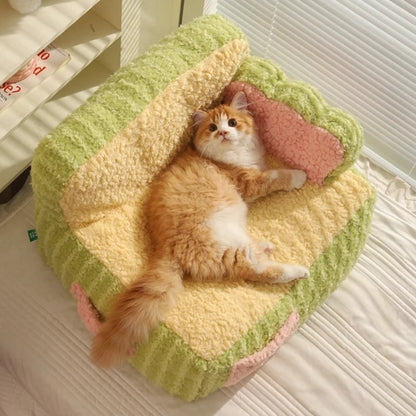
[31,15,375,401]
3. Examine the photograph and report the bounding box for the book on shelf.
[0,44,70,111]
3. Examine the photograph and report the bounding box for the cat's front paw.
[290,170,307,190]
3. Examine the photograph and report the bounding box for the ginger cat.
[91,92,309,367]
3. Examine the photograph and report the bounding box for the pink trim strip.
[70,284,135,357]
[223,82,344,185]
[225,310,300,386]
[71,283,101,335]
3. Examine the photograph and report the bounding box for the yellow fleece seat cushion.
[31,15,375,401]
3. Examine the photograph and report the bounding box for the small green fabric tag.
[27,229,38,242]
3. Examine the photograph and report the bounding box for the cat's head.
[193,92,263,167]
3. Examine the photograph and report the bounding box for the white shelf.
[0,0,173,194]
[0,10,120,142]
[0,61,112,191]
[0,0,100,83]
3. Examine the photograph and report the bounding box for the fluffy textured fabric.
[71,283,100,335]
[61,39,249,290]
[31,15,375,401]
[162,168,373,361]
[231,57,364,183]
[223,81,345,184]
[225,310,300,386]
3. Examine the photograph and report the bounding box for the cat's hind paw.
[259,241,274,255]
[278,264,309,283]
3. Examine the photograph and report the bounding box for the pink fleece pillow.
[223,81,344,185]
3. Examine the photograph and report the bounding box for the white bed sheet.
[0,157,415,416]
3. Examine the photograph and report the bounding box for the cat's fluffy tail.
[90,258,183,368]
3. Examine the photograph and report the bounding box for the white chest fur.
[221,137,265,170]
[205,202,252,250]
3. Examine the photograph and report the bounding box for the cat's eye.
[228,119,237,127]
[209,123,217,132]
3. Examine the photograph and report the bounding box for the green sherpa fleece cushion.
[31,14,374,401]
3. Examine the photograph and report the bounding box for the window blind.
[208,0,416,187]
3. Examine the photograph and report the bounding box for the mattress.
[0,156,415,415]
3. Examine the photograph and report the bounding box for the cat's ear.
[230,91,248,111]
[193,110,207,125]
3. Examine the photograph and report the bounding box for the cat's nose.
[219,130,228,137]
